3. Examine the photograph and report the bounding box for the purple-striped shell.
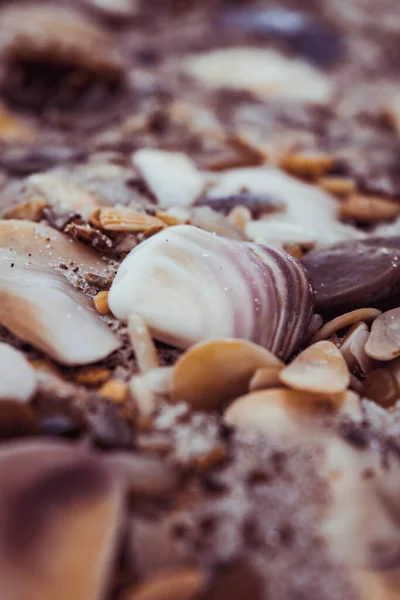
[108,225,314,359]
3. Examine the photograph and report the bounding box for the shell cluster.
[108,224,314,359]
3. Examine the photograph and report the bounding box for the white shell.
[0,220,121,366]
[132,149,204,208]
[0,343,37,402]
[183,47,333,105]
[108,224,313,358]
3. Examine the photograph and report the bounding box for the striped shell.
[108,225,314,359]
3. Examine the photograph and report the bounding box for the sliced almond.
[122,568,204,600]
[341,195,400,223]
[249,367,283,392]
[311,308,382,344]
[128,314,159,373]
[98,208,165,233]
[365,308,400,361]
[3,197,45,222]
[171,339,284,410]
[0,343,37,402]
[279,341,350,395]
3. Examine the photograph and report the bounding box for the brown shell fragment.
[279,341,350,395]
[0,440,121,600]
[171,339,284,410]
[302,237,400,311]
[311,308,381,344]
[97,208,165,233]
[280,152,335,180]
[365,308,400,361]
[3,197,45,222]
[121,568,204,600]
[340,195,400,223]
[93,291,110,315]
[318,177,356,197]
[363,367,400,408]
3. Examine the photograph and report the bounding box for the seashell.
[121,568,204,600]
[128,314,159,373]
[3,197,45,222]
[189,206,247,240]
[280,152,335,180]
[310,308,381,344]
[0,440,121,600]
[302,237,400,311]
[340,322,376,374]
[0,219,120,365]
[318,176,356,197]
[0,343,37,402]
[365,308,400,361]
[93,291,110,315]
[132,149,204,208]
[171,339,284,410]
[363,365,400,408]
[183,47,333,105]
[279,341,350,395]
[195,191,283,217]
[95,207,165,233]
[208,167,362,249]
[340,194,400,224]
[249,366,283,392]
[108,224,314,358]
[224,388,361,440]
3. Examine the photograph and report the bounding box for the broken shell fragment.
[249,367,283,391]
[365,308,400,361]
[310,308,382,344]
[171,338,284,410]
[0,440,121,600]
[0,219,120,365]
[132,149,204,208]
[108,225,314,358]
[340,322,376,374]
[279,341,350,395]
[0,343,37,402]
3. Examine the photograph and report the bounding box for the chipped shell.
[0,343,37,402]
[0,220,121,365]
[108,225,314,359]
[365,308,400,361]
[171,338,284,410]
[279,341,350,395]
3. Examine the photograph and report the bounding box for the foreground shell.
[108,225,314,358]
[0,343,37,402]
[0,220,120,365]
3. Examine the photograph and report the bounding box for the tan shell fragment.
[318,176,356,197]
[3,197,45,222]
[96,208,165,233]
[311,308,382,344]
[279,341,350,395]
[340,322,376,374]
[0,343,37,402]
[249,367,283,392]
[365,308,400,361]
[340,194,400,223]
[128,314,159,373]
[121,568,204,600]
[172,339,284,410]
[280,152,335,180]
[0,440,121,600]
[225,388,360,440]
[93,291,110,315]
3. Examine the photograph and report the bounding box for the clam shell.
[171,338,284,410]
[0,343,37,402]
[279,341,350,395]
[0,440,121,600]
[108,225,314,358]
[0,220,120,365]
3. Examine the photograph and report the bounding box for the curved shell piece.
[171,338,284,410]
[0,343,37,402]
[365,308,400,361]
[279,341,350,395]
[108,225,314,359]
[0,220,120,365]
